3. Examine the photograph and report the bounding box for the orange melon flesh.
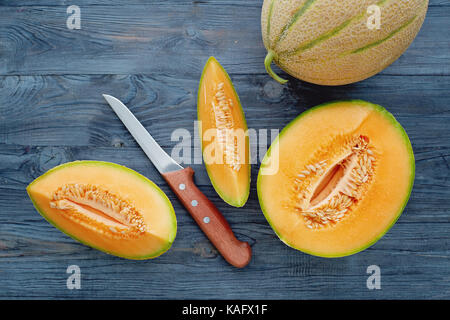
[27,161,177,259]
[257,101,414,257]
[198,57,250,207]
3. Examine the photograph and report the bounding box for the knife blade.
[103,94,252,268]
[103,95,183,174]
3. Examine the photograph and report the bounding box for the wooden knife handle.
[162,167,252,268]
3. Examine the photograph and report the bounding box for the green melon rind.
[26,160,177,260]
[282,0,390,56]
[257,100,415,258]
[265,0,275,48]
[197,56,251,208]
[274,0,317,46]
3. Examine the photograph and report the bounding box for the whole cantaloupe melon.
[261,0,429,85]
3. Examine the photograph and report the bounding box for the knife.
[103,94,252,268]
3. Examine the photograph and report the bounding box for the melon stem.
[264,50,288,84]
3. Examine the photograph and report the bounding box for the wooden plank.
[1,74,450,147]
[0,3,449,76]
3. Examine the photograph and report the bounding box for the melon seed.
[212,82,241,171]
[50,184,147,239]
[293,135,376,229]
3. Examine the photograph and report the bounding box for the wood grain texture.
[0,2,449,76]
[0,1,449,299]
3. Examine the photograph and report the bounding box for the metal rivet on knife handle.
[162,167,252,268]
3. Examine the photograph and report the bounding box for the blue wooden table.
[0,0,449,299]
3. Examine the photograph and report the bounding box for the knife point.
[102,94,117,106]
[101,94,183,173]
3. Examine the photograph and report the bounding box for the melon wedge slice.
[197,57,251,207]
[27,161,177,260]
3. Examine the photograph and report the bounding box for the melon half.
[257,101,415,257]
[261,0,429,85]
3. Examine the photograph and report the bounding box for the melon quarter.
[27,161,177,260]
[261,0,429,85]
[257,101,415,257]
